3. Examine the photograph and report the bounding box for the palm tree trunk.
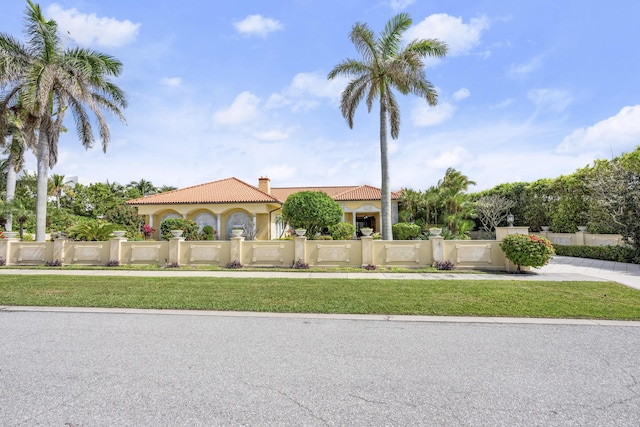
[35,130,49,242]
[379,101,393,240]
[5,154,17,231]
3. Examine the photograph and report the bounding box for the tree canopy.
[282,191,343,238]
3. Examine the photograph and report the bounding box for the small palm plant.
[67,219,119,241]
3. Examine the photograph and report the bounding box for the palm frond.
[378,12,412,58]
[340,76,370,128]
[350,22,377,67]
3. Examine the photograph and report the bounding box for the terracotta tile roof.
[272,185,401,201]
[126,177,279,205]
[127,178,401,205]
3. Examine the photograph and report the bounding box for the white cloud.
[159,77,182,88]
[234,15,283,38]
[453,88,470,101]
[508,55,543,78]
[47,4,140,47]
[212,92,262,126]
[423,146,474,169]
[411,101,456,127]
[266,72,347,111]
[557,105,640,154]
[405,14,489,59]
[252,128,293,142]
[259,164,298,181]
[390,0,415,11]
[528,89,572,113]
[490,98,514,109]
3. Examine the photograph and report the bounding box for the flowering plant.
[500,233,555,271]
[142,224,154,238]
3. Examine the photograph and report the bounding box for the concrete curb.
[2,305,640,326]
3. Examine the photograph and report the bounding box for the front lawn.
[1,275,639,320]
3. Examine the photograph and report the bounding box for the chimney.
[258,176,271,194]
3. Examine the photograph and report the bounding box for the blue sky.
[2,0,640,192]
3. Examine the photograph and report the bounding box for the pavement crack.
[348,393,387,405]
[247,381,329,426]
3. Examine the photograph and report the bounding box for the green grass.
[1,275,639,320]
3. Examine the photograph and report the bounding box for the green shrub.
[160,218,199,241]
[314,235,333,240]
[201,225,216,240]
[553,244,636,263]
[67,219,119,241]
[500,234,555,270]
[392,222,421,240]
[328,222,355,240]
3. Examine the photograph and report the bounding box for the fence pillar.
[495,226,530,241]
[575,230,586,246]
[52,238,66,264]
[294,236,307,264]
[431,236,444,264]
[0,239,10,265]
[361,236,373,266]
[230,236,244,263]
[110,236,127,264]
[169,237,183,265]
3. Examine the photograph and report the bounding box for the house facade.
[126,177,401,240]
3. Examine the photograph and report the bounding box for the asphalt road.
[1,310,639,426]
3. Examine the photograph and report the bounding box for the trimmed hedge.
[553,244,637,264]
[392,222,421,240]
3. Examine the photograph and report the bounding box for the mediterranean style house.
[126,177,401,240]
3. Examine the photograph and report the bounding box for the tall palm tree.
[48,173,71,209]
[1,104,31,231]
[0,1,127,241]
[328,13,447,240]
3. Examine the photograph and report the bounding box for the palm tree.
[48,173,72,209]
[158,185,178,193]
[1,104,31,231]
[328,13,447,240]
[127,179,157,197]
[0,1,127,241]
[11,200,33,239]
[436,168,476,236]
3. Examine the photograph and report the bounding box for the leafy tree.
[587,160,640,262]
[66,182,125,218]
[0,1,127,241]
[328,13,447,240]
[103,204,144,235]
[160,217,199,241]
[282,191,343,238]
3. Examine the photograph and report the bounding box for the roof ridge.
[334,184,365,198]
